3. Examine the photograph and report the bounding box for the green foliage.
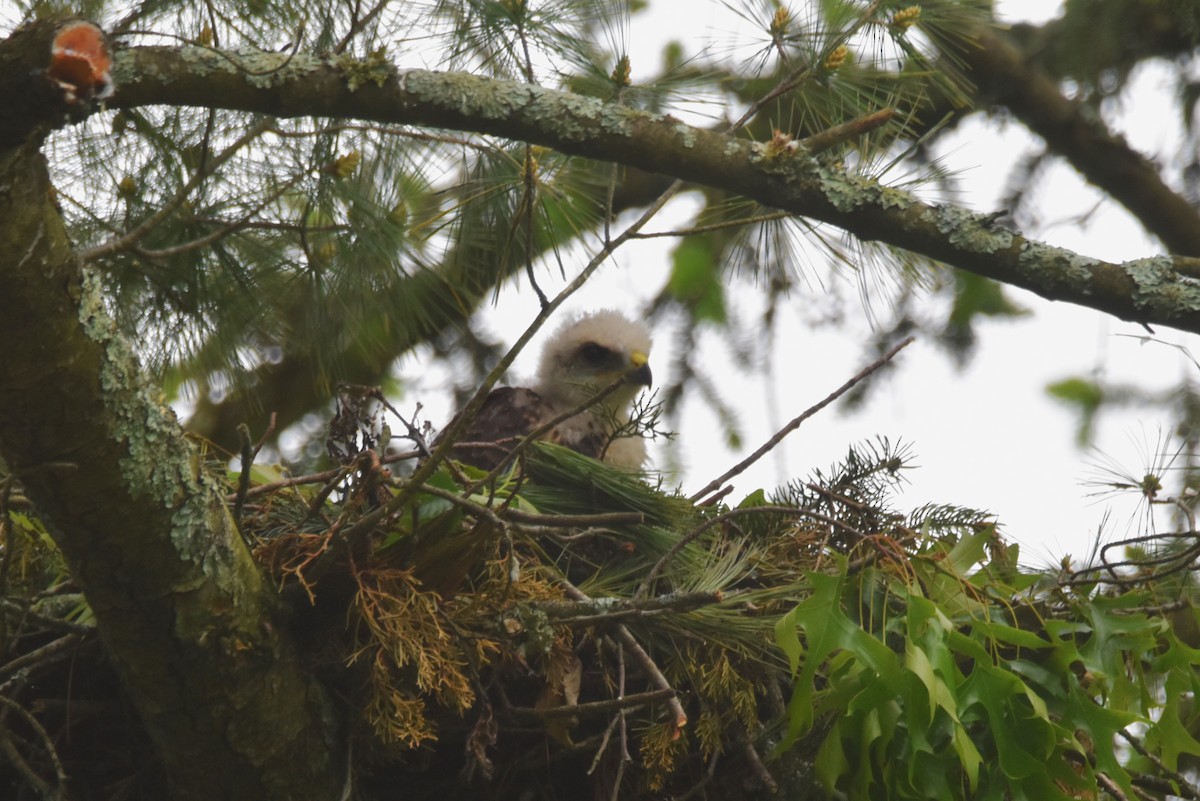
[667,235,727,323]
[1047,376,1104,446]
[943,271,1030,354]
[773,530,1200,801]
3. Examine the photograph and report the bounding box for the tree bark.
[959,25,1200,257]
[0,25,342,797]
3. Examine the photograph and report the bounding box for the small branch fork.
[1120,729,1200,801]
[233,412,277,527]
[1067,527,1200,587]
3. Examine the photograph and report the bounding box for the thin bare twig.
[234,413,276,527]
[0,634,85,687]
[629,211,793,239]
[519,148,549,308]
[0,693,70,798]
[618,641,631,767]
[394,479,505,529]
[0,599,94,635]
[689,336,915,503]
[133,171,306,260]
[733,725,778,794]
[1096,771,1131,801]
[80,117,274,261]
[505,509,643,528]
[506,688,676,721]
[588,712,620,774]
[1068,529,1200,586]
[608,661,629,801]
[391,402,433,460]
[1120,729,1200,800]
[230,448,422,502]
[333,0,391,54]
[800,108,895,154]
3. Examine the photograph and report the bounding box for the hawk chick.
[445,310,653,470]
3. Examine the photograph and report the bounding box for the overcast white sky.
[397,0,1199,569]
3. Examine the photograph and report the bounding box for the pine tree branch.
[103,45,1200,335]
[78,117,274,261]
[537,590,724,625]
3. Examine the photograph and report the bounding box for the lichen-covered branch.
[106,45,1200,334]
[0,143,341,801]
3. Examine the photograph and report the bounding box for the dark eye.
[579,343,610,364]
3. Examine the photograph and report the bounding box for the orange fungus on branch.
[47,21,113,103]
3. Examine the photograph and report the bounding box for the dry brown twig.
[506,688,676,722]
[559,580,688,733]
[234,412,277,526]
[1119,729,1200,800]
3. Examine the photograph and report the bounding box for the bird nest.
[222,383,950,801]
[0,390,997,800]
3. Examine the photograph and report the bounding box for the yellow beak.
[627,351,653,387]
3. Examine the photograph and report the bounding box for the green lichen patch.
[925,203,1014,254]
[1017,241,1099,293]
[816,166,913,214]
[1124,256,1200,315]
[337,47,394,91]
[77,268,226,573]
[403,70,534,119]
